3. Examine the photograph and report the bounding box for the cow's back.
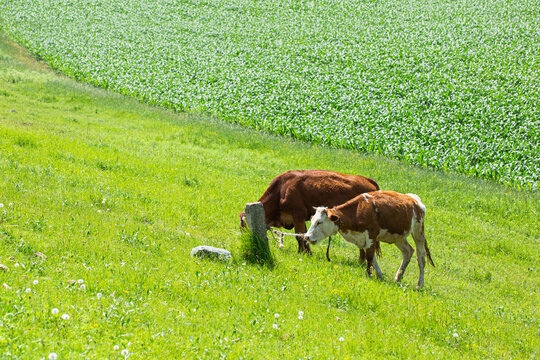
[260,170,379,226]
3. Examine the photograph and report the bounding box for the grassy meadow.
[0,35,539,359]
[1,0,539,188]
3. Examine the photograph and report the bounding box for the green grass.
[0,35,539,359]
[240,231,275,268]
[1,0,539,189]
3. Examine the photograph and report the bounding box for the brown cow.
[239,170,379,254]
[304,191,434,288]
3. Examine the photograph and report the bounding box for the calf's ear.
[327,209,340,223]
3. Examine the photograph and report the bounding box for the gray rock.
[191,246,232,261]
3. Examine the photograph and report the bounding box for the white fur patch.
[378,229,408,244]
[342,230,373,249]
[406,193,426,214]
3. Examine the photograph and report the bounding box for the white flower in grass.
[48,353,58,360]
[452,332,459,338]
[339,337,344,342]
[272,323,279,330]
[298,311,304,316]
[77,279,84,284]
[79,284,86,291]
[298,314,303,320]
[61,314,70,320]
[25,288,32,293]
[33,280,39,285]
[121,349,129,356]
[9,203,13,206]
[113,345,120,351]
[274,313,279,319]
[51,308,59,315]
[97,292,103,300]
[0,203,4,208]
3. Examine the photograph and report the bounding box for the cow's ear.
[327,209,340,223]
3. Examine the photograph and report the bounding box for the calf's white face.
[304,207,339,244]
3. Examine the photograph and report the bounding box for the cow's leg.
[394,239,414,283]
[411,224,427,288]
[364,246,383,279]
[293,219,311,254]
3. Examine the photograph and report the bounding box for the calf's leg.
[359,249,366,266]
[364,246,383,279]
[394,239,414,283]
[411,223,428,288]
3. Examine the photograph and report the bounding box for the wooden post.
[244,202,268,247]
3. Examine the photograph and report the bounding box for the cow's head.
[304,207,340,244]
[239,211,247,228]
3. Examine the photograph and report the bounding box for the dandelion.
[452,332,459,338]
[79,284,86,291]
[0,203,4,208]
[274,313,279,319]
[8,203,13,206]
[97,292,103,300]
[298,315,303,320]
[298,258,303,262]
[61,314,70,320]
[121,349,129,356]
[339,337,345,342]
[14,263,19,267]
[51,308,59,315]
[33,280,39,285]
[334,265,338,269]
[77,279,84,284]
[25,288,32,293]
[272,324,279,330]
[113,345,120,351]
[48,353,58,360]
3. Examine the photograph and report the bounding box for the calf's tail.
[422,223,434,267]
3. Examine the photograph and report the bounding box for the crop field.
[1,0,539,189]
[1,34,540,359]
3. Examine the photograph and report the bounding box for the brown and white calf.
[239,170,379,254]
[304,191,434,288]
